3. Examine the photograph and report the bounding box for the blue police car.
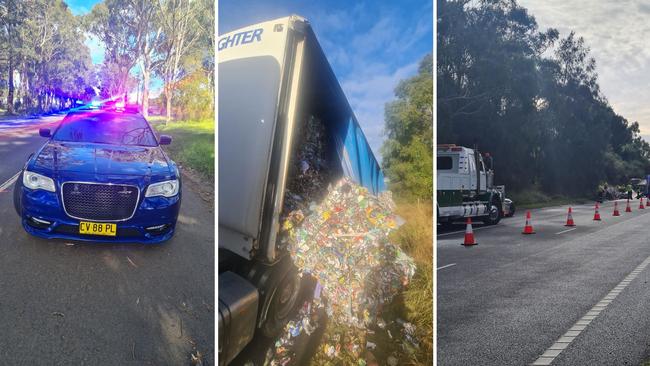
[13,109,181,243]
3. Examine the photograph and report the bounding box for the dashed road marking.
[437,263,457,271]
[555,227,577,235]
[0,171,20,193]
[531,255,650,365]
[437,224,499,237]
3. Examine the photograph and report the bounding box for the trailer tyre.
[261,265,301,337]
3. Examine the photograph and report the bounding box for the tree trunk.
[7,55,14,115]
[165,87,172,124]
[141,65,150,118]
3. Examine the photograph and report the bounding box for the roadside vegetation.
[380,54,434,364]
[151,118,214,180]
[390,200,433,365]
[438,0,650,200]
[0,0,214,122]
[0,1,93,114]
[510,185,590,209]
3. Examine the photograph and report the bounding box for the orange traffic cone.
[640,197,645,210]
[522,211,536,234]
[462,217,477,246]
[565,207,576,227]
[626,199,632,213]
[613,201,621,216]
[593,203,601,221]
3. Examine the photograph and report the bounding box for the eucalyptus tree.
[154,0,202,122]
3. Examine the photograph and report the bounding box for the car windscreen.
[53,112,158,147]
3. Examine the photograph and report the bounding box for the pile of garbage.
[282,115,330,215]
[267,178,417,365]
[289,178,415,326]
[265,115,417,365]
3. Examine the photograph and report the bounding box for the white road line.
[531,255,650,365]
[555,227,577,235]
[0,171,20,192]
[437,263,457,271]
[437,224,499,237]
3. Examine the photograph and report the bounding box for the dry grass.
[390,199,434,365]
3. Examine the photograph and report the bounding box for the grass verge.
[151,118,214,180]
[387,199,433,365]
[510,186,590,209]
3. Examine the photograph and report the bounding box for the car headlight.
[145,179,179,198]
[23,170,56,192]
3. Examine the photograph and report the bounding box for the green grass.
[510,186,590,209]
[151,118,214,179]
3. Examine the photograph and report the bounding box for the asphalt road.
[438,199,650,365]
[0,114,214,365]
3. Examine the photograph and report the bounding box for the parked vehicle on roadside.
[437,144,513,226]
[13,109,181,244]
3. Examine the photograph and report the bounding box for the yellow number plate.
[79,222,117,236]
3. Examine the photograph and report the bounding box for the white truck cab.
[437,144,504,225]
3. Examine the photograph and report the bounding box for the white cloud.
[518,0,650,138]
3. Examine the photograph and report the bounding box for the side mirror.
[39,128,51,138]
[159,135,172,145]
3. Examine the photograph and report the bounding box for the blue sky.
[66,0,98,15]
[219,0,433,159]
[66,0,104,64]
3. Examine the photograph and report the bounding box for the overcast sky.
[518,0,650,142]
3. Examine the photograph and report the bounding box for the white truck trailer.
[218,15,386,364]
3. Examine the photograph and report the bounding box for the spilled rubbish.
[265,176,417,365]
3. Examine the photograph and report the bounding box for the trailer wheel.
[261,265,301,337]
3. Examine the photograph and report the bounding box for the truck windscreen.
[218,56,282,239]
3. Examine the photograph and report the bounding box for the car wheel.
[13,172,23,217]
[261,265,301,337]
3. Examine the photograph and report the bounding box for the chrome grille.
[62,182,139,221]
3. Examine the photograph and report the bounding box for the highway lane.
[0,114,215,364]
[437,199,650,365]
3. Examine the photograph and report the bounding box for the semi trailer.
[218,15,386,364]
